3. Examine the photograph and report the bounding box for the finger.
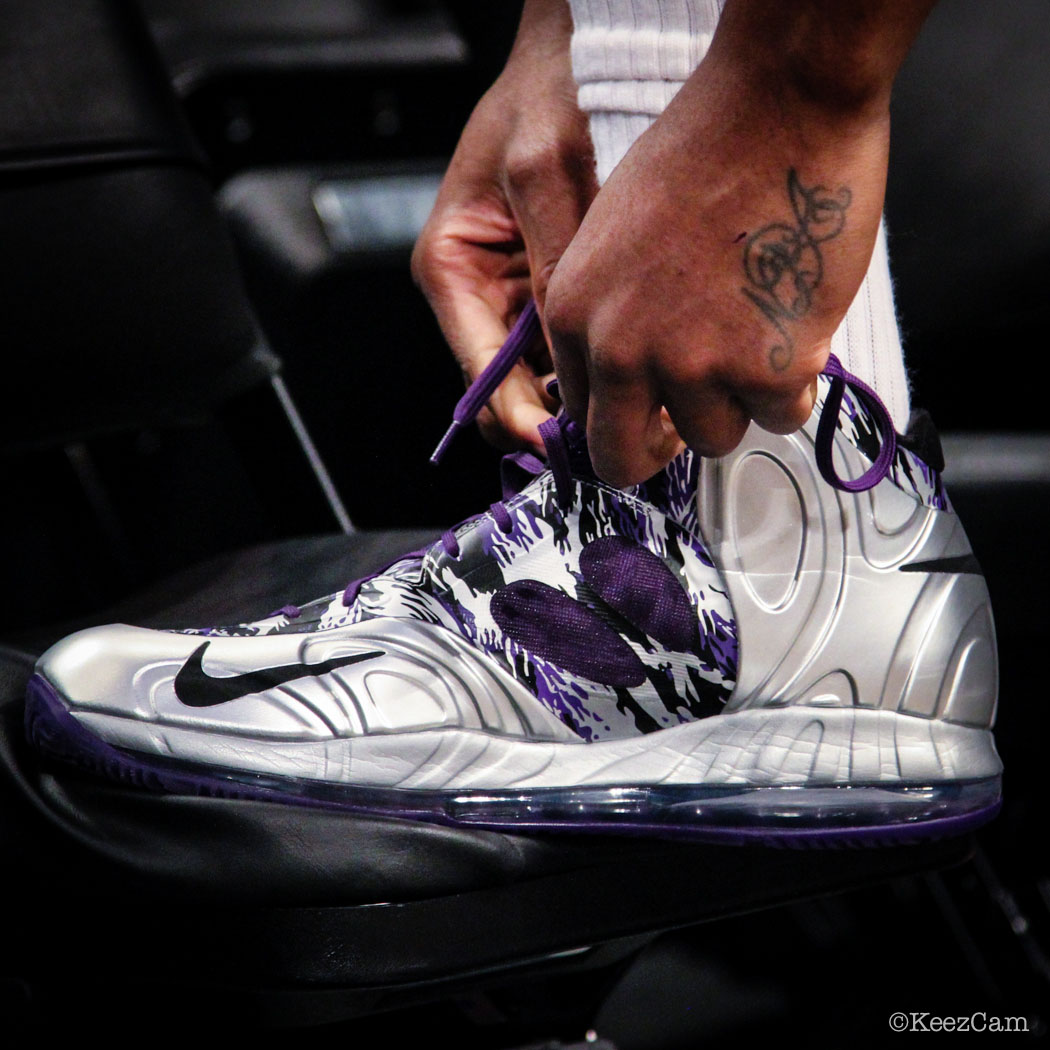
[727,343,825,437]
[477,405,548,455]
[585,366,682,487]
[488,363,556,453]
[413,207,531,384]
[546,322,591,427]
[660,380,751,460]
[422,276,554,450]
[504,129,597,318]
[533,369,561,414]
[411,179,530,382]
[742,378,819,436]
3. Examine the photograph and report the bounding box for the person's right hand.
[411,0,597,455]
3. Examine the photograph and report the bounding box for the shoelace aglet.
[430,302,543,467]
[430,421,461,465]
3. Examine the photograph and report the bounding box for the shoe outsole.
[24,674,1001,849]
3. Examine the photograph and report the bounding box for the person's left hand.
[411,0,597,454]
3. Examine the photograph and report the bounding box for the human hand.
[412,0,597,454]
[544,0,933,486]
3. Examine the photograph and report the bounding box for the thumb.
[505,150,597,317]
[428,287,554,452]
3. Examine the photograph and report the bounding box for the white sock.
[568,0,911,431]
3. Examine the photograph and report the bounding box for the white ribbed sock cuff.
[569,0,724,84]
[569,0,723,180]
[830,221,911,431]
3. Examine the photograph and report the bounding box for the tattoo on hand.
[741,169,851,371]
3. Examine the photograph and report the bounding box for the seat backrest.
[0,0,323,634]
[0,0,279,452]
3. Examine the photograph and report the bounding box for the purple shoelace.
[430,301,543,465]
[428,298,576,560]
[439,415,573,559]
[343,303,898,604]
[814,353,897,491]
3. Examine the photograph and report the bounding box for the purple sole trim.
[25,675,1001,849]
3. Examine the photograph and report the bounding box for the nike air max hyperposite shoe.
[26,304,1001,845]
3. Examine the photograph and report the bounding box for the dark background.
[1,1,1047,1044]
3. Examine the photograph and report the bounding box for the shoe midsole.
[68,701,1002,792]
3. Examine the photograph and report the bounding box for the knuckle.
[670,396,749,460]
[542,275,576,337]
[670,355,717,389]
[505,128,582,194]
[590,343,637,385]
[505,142,557,193]
[730,350,813,401]
[749,388,816,435]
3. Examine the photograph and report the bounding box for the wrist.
[710,0,937,124]
[511,0,573,65]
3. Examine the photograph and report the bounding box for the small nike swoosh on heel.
[899,554,983,575]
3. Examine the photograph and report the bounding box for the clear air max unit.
[26,306,1001,846]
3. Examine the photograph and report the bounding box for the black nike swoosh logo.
[174,641,384,708]
[899,554,983,575]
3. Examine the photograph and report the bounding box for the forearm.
[631,0,940,251]
[712,0,939,120]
